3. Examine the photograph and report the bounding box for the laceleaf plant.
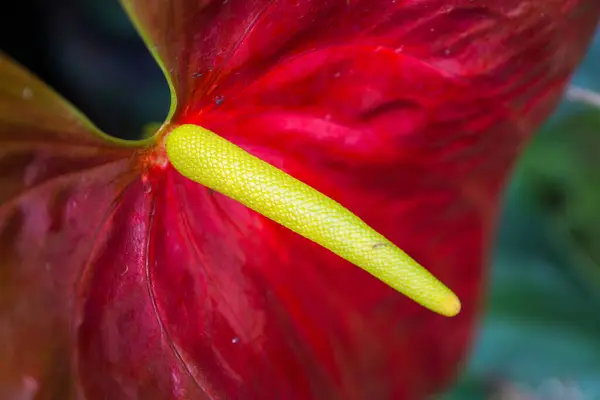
[0,1,599,399]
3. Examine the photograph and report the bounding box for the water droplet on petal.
[22,87,32,100]
[143,182,153,194]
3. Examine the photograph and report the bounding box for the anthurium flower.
[1,1,599,399]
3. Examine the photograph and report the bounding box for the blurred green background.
[444,31,600,400]
[1,1,599,399]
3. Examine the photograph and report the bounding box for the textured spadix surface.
[166,124,460,316]
[1,0,600,399]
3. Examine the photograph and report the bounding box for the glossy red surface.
[1,1,599,399]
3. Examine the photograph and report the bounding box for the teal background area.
[444,29,600,400]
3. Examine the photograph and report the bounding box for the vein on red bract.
[2,0,600,399]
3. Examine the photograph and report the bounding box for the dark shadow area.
[0,0,169,139]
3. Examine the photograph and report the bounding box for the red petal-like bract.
[2,1,600,399]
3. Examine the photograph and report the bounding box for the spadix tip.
[400,281,461,317]
[439,292,461,317]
